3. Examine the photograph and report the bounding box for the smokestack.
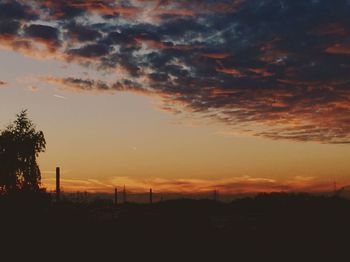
[56,167,60,202]
[114,188,118,205]
[123,185,127,204]
[150,188,153,204]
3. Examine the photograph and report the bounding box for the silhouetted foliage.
[1,192,350,260]
[0,110,46,193]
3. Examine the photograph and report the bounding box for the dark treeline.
[1,191,349,260]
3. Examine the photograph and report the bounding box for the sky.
[0,0,350,194]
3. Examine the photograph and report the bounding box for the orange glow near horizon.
[41,175,347,195]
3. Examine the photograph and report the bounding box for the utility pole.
[56,167,60,202]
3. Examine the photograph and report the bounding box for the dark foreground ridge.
[1,192,349,260]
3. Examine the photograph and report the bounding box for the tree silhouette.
[0,110,46,193]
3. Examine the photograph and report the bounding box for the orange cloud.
[210,88,238,98]
[42,0,142,18]
[202,53,231,59]
[216,67,243,77]
[248,68,274,77]
[42,76,111,93]
[325,43,350,55]
[0,34,60,59]
[312,23,348,36]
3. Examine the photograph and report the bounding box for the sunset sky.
[1,0,350,193]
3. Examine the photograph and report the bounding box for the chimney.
[150,188,153,204]
[114,188,118,205]
[56,167,60,202]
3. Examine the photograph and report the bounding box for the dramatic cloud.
[0,20,20,36]
[0,1,37,20]
[1,0,350,143]
[24,24,60,52]
[64,22,102,43]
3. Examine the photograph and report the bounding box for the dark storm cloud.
[39,1,86,19]
[67,43,111,58]
[23,24,60,52]
[0,1,37,40]
[1,0,350,143]
[65,22,102,42]
[24,24,59,43]
[0,21,20,36]
[0,1,37,20]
